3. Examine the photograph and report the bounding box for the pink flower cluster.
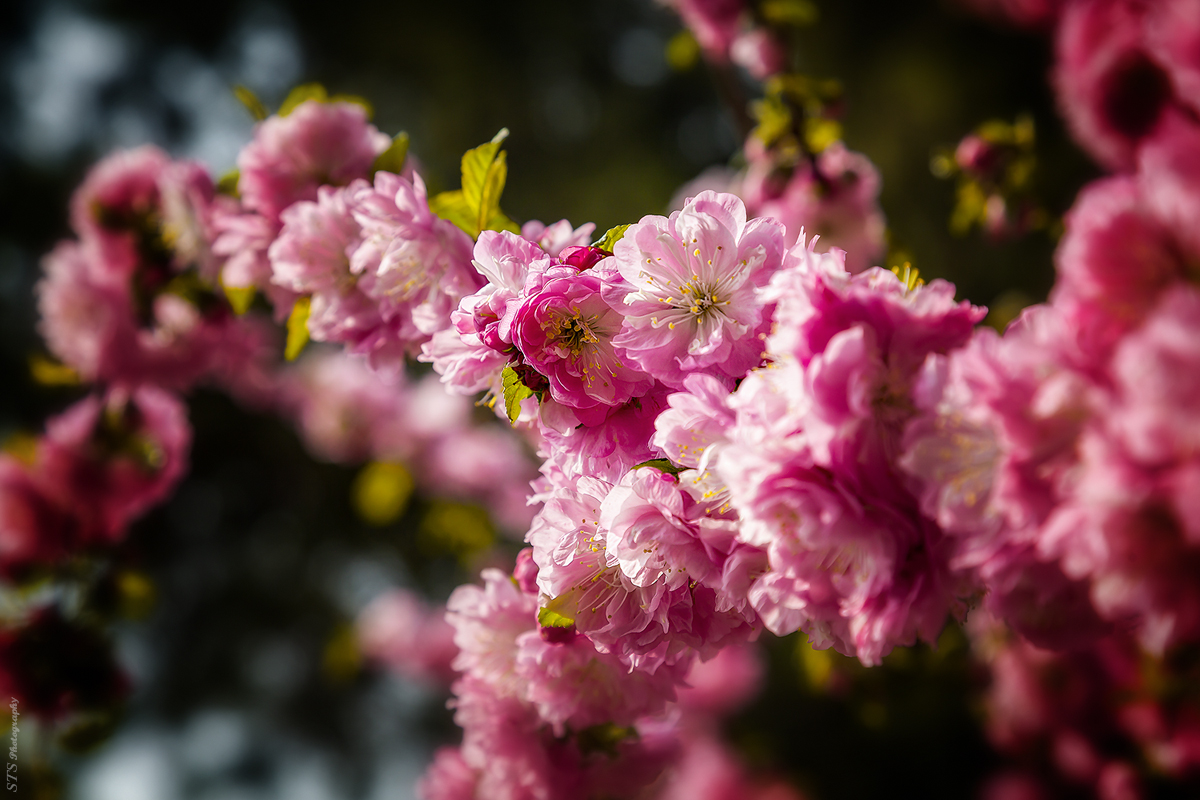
[969,612,1200,798]
[0,387,190,579]
[900,18,1200,660]
[407,554,803,800]
[38,146,273,392]
[430,189,990,683]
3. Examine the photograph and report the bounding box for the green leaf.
[593,224,632,253]
[462,128,510,232]
[278,83,328,116]
[429,190,477,236]
[501,364,536,423]
[761,0,820,26]
[632,458,686,477]
[233,85,268,121]
[216,169,241,198]
[285,296,312,361]
[222,283,256,316]
[430,129,519,238]
[372,132,410,176]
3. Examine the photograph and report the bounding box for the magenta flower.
[237,100,390,221]
[512,265,653,422]
[38,387,191,544]
[604,190,785,389]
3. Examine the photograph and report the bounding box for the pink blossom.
[511,265,653,421]
[1052,176,1182,360]
[1053,0,1173,171]
[69,146,219,277]
[604,190,785,389]
[675,642,764,717]
[37,387,191,543]
[658,736,807,800]
[210,204,295,315]
[730,29,786,80]
[520,219,596,256]
[539,388,669,484]
[281,349,414,463]
[237,100,390,221]
[663,0,745,61]
[653,373,736,472]
[446,567,539,696]
[357,589,457,684]
[1136,109,1200,261]
[416,747,478,800]
[602,465,733,592]
[0,458,79,579]
[528,474,755,672]
[739,142,886,274]
[348,170,481,351]
[1145,0,1200,114]
[514,628,684,735]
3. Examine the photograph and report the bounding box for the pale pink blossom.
[604,190,785,389]
[237,100,390,221]
[357,589,457,684]
[348,171,480,351]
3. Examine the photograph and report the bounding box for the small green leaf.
[761,0,820,26]
[222,284,256,316]
[233,85,268,121]
[431,129,519,239]
[593,224,632,253]
[216,169,241,197]
[285,296,312,361]
[372,132,410,176]
[461,128,510,234]
[278,83,328,116]
[429,190,477,237]
[632,458,686,477]
[501,364,536,423]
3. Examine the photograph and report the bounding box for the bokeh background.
[0,1,1100,798]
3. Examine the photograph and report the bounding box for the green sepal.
[233,85,268,121]
[372,132,410,176]
[632,458,686,477]
[537,591,577,629]
[501,364,536,423]
[593,223,631,253]
[285,296,312,361]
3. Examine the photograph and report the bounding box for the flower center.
[556,311,601,355]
